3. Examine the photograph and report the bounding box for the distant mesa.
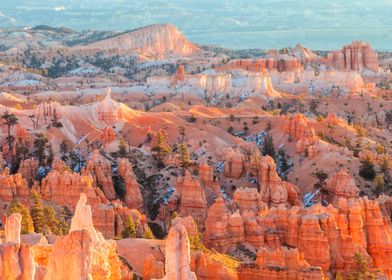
[82,24,201,58]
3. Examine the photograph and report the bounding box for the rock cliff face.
[44,230,93,280]
[18,159,38,184]
[328,41,379,72]
[41,170,116,238]
[285,114,318,154]
[324,169,359,203]
[205,187,392,278]
[0,170,30,204]
[68,193,122,279]
[238,247,323,280]
[178,171,207,227]
[102,126,116,145]
[155,223,197,280]
[170,65,186,87]
[84,150,116,200]
[204,198,246,252]
[199,162,220,195]
[5,213,22,244]
[83,24,200,58]
[217,55,301,73]
[117,158,143,210]
[0,213,35,280]
[44,194,121,280]
[221,147,245,179]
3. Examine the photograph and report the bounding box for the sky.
[1,0,392,50]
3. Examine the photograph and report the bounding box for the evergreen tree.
[9,201,34,234]
[386,110,392,129]
[262,133,276,157]
[42,206,60,235]
[57,207,70,235]
[59,140,69,155]
[118,138,128,158]
[152,130,172,163]
[30,191,45,233]
[335,272,343,280]
[178,126,185,143]
[142,225,155,239]
[347,253,380,280]
[359,157,376,181]
[1,111,18,149]
[243,122,249,135]
[277,149,290,180]
[375,175,385,194]
[121,215,137,238]
[313,171,328,190]
[178,143,191,175]
[34,133,48,165]
[47,143,54,166]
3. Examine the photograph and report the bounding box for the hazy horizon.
[2,0,392,51]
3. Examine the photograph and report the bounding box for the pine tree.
[57,207,70,235]
[9,201,34,234]
[30,191,45,233]
[48,143,54,166]
[335,272,343,280]
[42,205,60,235]
[152,130,172,162]
[142,225,155,239]
[262,133,276,157]
[243,122,249,135]
[375,175,385,194]
[121,215,137,238]
[178,126,185,143]
[34,134,48,165]
[347,253,380,280]
[277,149,290,180]
[1,111,18,149]
[118,138,127,158]
[359,157,376,181]
[178,143,191,175]
[59,140,69,155]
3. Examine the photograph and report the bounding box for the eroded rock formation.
[84,150,116,200]
[177,171,207,227]
[117,158,143,210]
[328,41,379,72]
[238,247,323,280]
[285,114,318,154]
[155,223,197,280]
[41,170,115,238]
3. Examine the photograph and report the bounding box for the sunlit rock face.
[36,101,62,122]
[178,171,207,227]
[117,158,143,210]
[5,213,22,244]
[238,247,324,280]
[44,230,93,280]
[0,170,30,205]
[205,188,392,278]
[84,150,116,201]
[216,56,301,73]
[285,113,318,154]
[102,126,116,145]
[328,41,379,72]
[96,89,123,125]
[0,213,35,280]
[154,223,197,280]
[82,24,200,58]
[324,169,359,203]
[41,170,116,238]
[45,193,122,280]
